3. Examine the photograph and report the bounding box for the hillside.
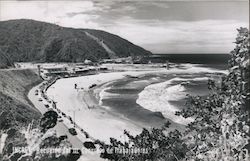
[0,69,42,124]
[0,69,41,106]
[0,50,12,68]
[0,19,151,68]
[0,69,42,160]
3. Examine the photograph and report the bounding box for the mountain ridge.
[0,19,151,68]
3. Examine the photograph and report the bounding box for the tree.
[100,126,188,161]
[0,111,13,130]
[40,110,58,133]
[66,149,82,161]
[177,27,249,160]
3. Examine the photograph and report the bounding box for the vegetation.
[177,27,249,161]
[102,28,249,161]
[0,19,151,68]
[0,69,42,107]
[40,110,58,133]
[0,69,42,161]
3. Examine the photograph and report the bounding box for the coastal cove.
[45,64,227,143]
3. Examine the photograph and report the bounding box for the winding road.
[28,82,104,161]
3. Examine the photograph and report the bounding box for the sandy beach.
[45,64,227,143]
[46,71,163,143]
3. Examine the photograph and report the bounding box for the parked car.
[58,118,63,122]
[68,116,73,122]
[38,98,43,101]
[44,104,49,108]
[84,131,89,138]
[83,141,96,150]
[59,135,68,141]
[68,128,77,136]
[89,83,97,89]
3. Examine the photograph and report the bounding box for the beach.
[45,64,227,143]
[46,71,162,143]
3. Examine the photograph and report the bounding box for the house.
[42,67,69,76]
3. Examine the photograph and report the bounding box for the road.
[28,82,104,161]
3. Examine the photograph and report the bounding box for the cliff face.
[0,19,151,68]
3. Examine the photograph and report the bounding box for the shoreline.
[87,65,227,131]
[90,78,166,128]
[46,71,162,143]
[94,74,183,129]
[29,64,227,144]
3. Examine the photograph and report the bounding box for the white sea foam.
[171,64,228,75]
[99,87,120,105]
[192,77,209,81]
[136,77,209,125]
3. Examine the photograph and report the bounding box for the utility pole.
[68,108,80,128]
[37,65,41,77]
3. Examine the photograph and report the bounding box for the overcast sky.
[0,0,249,53]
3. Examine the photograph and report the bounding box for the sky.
[0,0,249,54]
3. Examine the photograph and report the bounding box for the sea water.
[99,62,228,127]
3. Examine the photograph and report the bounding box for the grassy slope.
[0,69,41,107]
[0,69,42,129]
[0,69,42,159]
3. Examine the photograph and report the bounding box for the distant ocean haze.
[150,53,230,64]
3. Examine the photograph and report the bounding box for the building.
[42,67,69,77]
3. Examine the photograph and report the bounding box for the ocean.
[149,53,231,64]
[99,55,229,128]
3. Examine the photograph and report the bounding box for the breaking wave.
[136,77,205,125]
